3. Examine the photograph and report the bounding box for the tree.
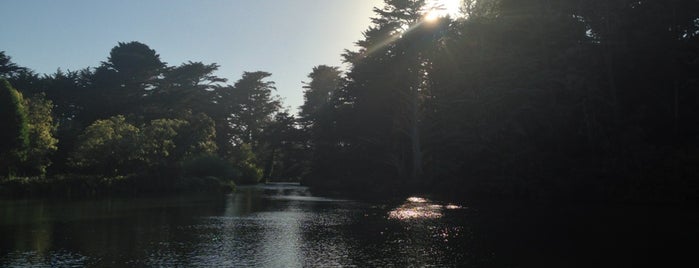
[78,42,168,123]
[338,0,436,184]
[23,93,59,176]
[138,118,189,170]
[220,71,281,148]
[0,51,26,78]
[0,79,29,176]
[227,143,263,184]
[134,112,217,179]
[70,115,140,176]
[0,51,42,97]
[261,112,305,180]
[102,41,166,89]
[299,65,342,126]
[217,71,282,180]
[140,61,225,121]
[163,61,226,90]
[174,112,218,158]
[298,66,344,184]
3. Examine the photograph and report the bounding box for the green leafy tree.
[138,118,188,170]
[177,112,218,158]
[39,69,92,173]
[22,93,58,176]
[70,115,140,176]
[0,79,29,176]
[227,143,263,184]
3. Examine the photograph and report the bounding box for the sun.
[422,0,462,21]
[424,11,441,22]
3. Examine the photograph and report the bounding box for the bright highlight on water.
[388,196,464,220]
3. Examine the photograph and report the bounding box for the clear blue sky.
[0,0,384,113]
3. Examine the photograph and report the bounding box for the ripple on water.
[0,250,90,268]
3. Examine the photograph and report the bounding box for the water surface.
[1,183,697,267]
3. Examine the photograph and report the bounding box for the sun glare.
[422,0,462,21]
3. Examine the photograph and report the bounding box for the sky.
[0,0,384,114]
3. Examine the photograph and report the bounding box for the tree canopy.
[0,79,29,176]
[299,0,699,202]
[2,0,698,202]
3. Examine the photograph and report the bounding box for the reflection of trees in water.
[0,196,227,266]
[0,200,54,261]
[3,188,696,267]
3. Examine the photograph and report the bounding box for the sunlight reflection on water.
[2,187,695,267]
[388,196,465,220]
[445,204,463,210]
[406,197,428,203]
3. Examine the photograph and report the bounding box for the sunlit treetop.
[422,0,463,21]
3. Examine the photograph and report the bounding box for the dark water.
[1,183,697,267]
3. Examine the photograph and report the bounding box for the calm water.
[1,183,697,267]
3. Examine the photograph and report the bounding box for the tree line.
[1,42,304,196]
[2,0,698,203]
[299,0,699,203]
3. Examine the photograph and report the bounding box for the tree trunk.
[264,147,276,181]
[410,85,422,184]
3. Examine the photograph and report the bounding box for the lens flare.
[422,0,462,21]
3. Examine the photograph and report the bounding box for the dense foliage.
[300,0,699,203]
[2,0,698,203]
[0,44,296,195]
[23,93,59,176]
[0,79,29,176]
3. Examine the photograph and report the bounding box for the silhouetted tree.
[338,0,436,186]
[163,61,226,90]
[102,41,166,90]
[299,65,342,126]
[299,0,699,202]
[138,61,225,122]
[0,51,25,78]
[262,111,305,180]
[298,65,344,185]
[219,71,281,148]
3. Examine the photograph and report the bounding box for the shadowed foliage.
[2,0,698,203]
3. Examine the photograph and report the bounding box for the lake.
[1,183,697,267]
